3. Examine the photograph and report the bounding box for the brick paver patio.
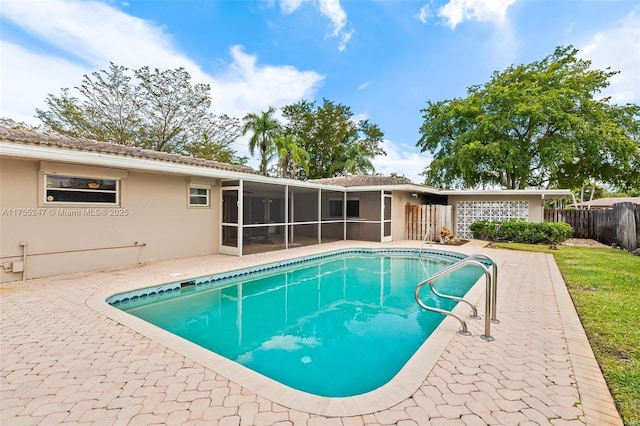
[0,241,622,425]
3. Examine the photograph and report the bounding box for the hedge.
[469,219,573,245]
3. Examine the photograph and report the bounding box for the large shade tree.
[133,66,211,152]
[242,107,282,175]
[281,99,386,179]
[37,64,141,145]
[35,62,243,162]
[417,46,640,190]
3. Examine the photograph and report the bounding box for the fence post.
[616,203,638,251]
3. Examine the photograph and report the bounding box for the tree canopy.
[35,62,246,165]
[281,99,385,179]
[417,46,640,190]
[182,114,248,165]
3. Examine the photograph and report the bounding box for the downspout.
[20,241,27,281]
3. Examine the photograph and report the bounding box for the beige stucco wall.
[0,158,219,282]
[446,193,544,235]
[393,192,417,241]
[446,194,544,220]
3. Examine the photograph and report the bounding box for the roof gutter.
[439,189,571,199]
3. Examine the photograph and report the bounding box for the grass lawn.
[491,243,640,425]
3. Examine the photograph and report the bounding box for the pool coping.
[87,247,491,417]
[544,253,623,425]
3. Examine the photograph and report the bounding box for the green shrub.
[470,219,573,244]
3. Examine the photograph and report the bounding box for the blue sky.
[1,0,639,182]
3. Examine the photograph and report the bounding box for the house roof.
[0,126,258,175]
[311,174,449,195]
[312,174,414,187]
[571,197,640,208]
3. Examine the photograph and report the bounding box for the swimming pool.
[109,249,483,398]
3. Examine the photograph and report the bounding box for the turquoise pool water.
[111,251,481,397]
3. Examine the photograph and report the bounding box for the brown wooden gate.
[405,204,453,241]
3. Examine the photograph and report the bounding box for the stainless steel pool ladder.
[414,254,498,341]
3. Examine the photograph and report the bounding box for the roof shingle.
[311,174,414,187]
[0,126,258,174]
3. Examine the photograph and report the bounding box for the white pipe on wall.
[19,241,27,281]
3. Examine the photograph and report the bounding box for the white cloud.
[0,0,323,127]
[351,113,369,123]
[318,0,347,37]
[0,41,89,124]
[438,0,518,29]
[357,81,371,91]
[372,140,433,184]
[416,4,431,24]
[279,0,305,14]
[337,29,353,53]
[276,0,351,51]
[213,46,324,117]
[1,0,183,70]
[578,9,640,105]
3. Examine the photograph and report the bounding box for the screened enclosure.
[220,180,391,256]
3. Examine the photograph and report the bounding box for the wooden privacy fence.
[405,204,453,241]
[544,202,639,251]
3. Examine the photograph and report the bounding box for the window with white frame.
[189,185,210,207]
[44,174,119,205]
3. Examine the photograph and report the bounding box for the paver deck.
[0,240,622,425]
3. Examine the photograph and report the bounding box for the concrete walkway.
[1,241,622,425]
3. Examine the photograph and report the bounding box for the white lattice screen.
[456,201,529,238]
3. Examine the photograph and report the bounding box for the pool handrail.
[414,258,495,341]
[462,253,498,323]
[417,258,481,321]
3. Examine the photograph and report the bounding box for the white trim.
[382,193,392,243]
[440,189,570,198]
[220,186,241,256]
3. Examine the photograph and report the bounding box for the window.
[346,200,359,217]
[329,200,343,217]
[189,186,210,207]
[328,199,360,218]
[45,175,119,204]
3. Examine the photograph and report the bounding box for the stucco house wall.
[0,157,218,282]
[446,193,545,237]
[392,192,416,241]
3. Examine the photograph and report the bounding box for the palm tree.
[274,135,310,179]
[328,142,375,176]
[242,107,281,175]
